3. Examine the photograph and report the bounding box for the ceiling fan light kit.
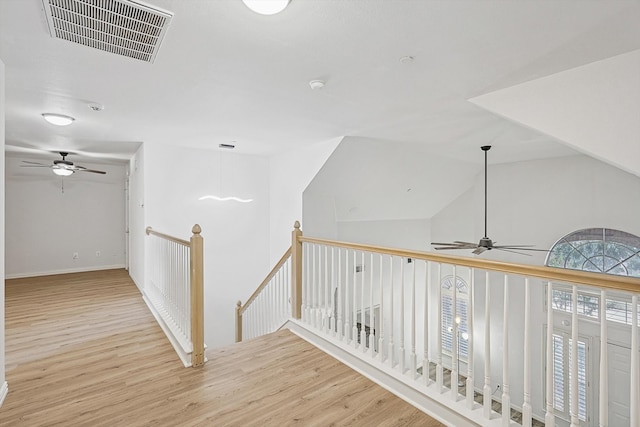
[52,167,74,176]
[431,145,546,256]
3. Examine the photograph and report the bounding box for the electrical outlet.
[96,251,101,257]
[73,252,78,260]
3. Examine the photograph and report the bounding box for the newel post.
[235,300,243,343]
[291,221,303,319]
[190,224,205,367]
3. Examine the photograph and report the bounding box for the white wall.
[128,145,145,290]
[143,143,270,349]
[337,218,431,251]
[268,137,340,265]
[4,159,127,278]
[0,57,7,405]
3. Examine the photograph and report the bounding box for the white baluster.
[522,277,532,427]
[410,259,417,378]
[436,263,443,391]
[399,258,406,373]
[466,268,475,409]
[311,244,316,328]
[303,243,308,323]
[378,254,384,362]
[570,285,579,427]
[483,271,492,419]
[452,265,459,398]
[337,248,343,341]
[502,275,511,427]
[545,281,555,427]
[324,245,330,334]
[344,249,350,340]
[369,253,375,357]
[361,252,366,352]
[352,251,358,348]
[317,245,322,330]
[331,247,336,337]
[424,260,431,386]
[631,295,638,427]
[600,289,608,427]
[388,257,395,369]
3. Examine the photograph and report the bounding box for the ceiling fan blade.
[20,165,50,168]
[76,168,107,174]
[494,246,549,252]
[453,241,480,246]
[472,247,488,255]
[431,242,465,246]
[434,246,473,251]
[495,248,533,256]
[21,161,48,166]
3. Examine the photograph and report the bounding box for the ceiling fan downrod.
[481,145,491,240]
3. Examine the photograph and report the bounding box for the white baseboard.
[5,264,126,279]
[0,381,8,408]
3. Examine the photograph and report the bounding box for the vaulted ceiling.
[1,1,639,174]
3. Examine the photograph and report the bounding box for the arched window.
[545,228,640,277]
[441,275,468,359]
[546,228,640,325]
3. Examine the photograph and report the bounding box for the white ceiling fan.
[431,146,547,256]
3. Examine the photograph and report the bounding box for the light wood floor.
[1,269,445,426]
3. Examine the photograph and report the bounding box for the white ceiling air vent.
[41,0,173,63]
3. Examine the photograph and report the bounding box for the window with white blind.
[441,275,468,359]
[550,332,588,423]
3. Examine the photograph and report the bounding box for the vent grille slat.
[42,0,172,63]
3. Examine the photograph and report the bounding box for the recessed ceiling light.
[399,55,414,64]
[242,0,290,15]
[42,113,75,126]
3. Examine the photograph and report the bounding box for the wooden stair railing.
[145,224,205,367]
[238,221,640,427]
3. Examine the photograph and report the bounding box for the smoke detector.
[41,0,173,63]
[309,80,325,90]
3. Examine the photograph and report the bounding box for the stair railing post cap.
[192,224,202,234]
[294,221,301,229]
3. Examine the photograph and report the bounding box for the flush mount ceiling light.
[242,0,290,15]
[42,113,75,126]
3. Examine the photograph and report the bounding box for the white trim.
[5,264,126,279]
[0,381,8,407]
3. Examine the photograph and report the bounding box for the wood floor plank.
[1,269,445,426]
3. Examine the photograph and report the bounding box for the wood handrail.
[238,246,293,316]
[298,235,640,293]
[146,226,190,246]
